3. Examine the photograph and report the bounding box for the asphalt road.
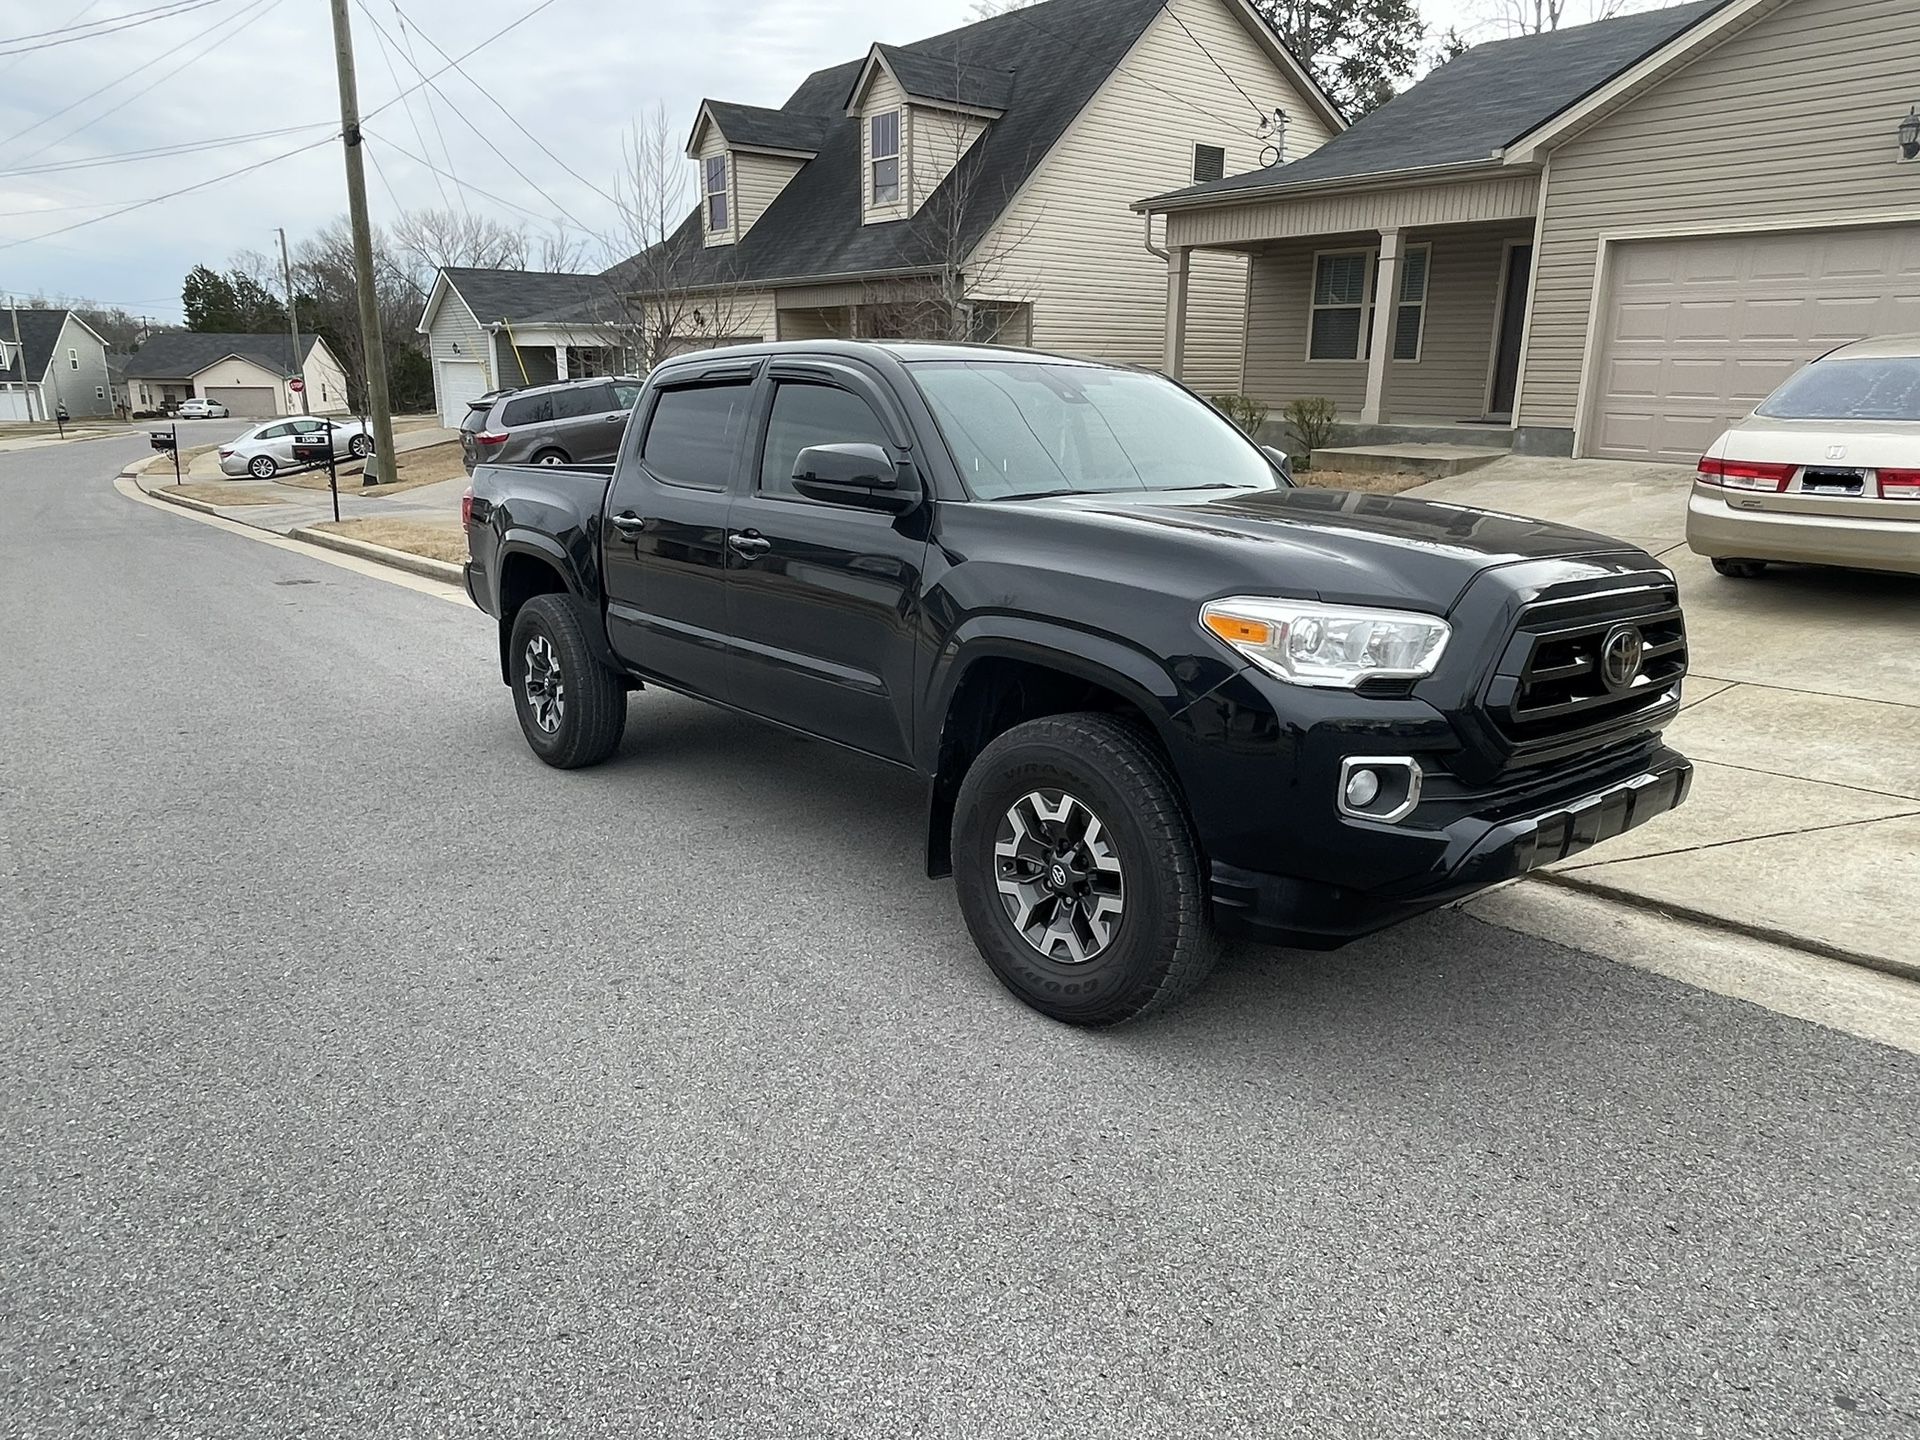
[4,436,1918,1439]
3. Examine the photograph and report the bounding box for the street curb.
[1536,869,1920,986]
[288,525,466,585]
[139,484,228,516]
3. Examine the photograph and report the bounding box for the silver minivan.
[461,377,643,472]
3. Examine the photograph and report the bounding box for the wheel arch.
[923,626,1186,879]
[494,533,613,683]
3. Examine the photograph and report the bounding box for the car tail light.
[1696,456,1795,491]
[476,431,508,448]
[218,447,233,458]
[1878,468,1920,500]
[461,485,475,530]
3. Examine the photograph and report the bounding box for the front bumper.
[1687,489,1920,576]
[1210,748,1692,947]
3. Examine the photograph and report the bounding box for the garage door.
[435,359,487,427]
[0,389,30,421]
[204,385,276,416]
[1588,225,1920,462]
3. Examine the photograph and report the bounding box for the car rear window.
[501,393,553,427]
[460,401,493,434]
[1756,357,1920,421]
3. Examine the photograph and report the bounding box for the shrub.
[1282,396,1338,464]
[1208,391,1269,436]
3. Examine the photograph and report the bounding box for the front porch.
[1155,171,1546,451]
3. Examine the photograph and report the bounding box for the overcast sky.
[1,0,1507,324]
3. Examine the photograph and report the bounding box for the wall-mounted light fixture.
[449,339,461,353]
[1900,104,1920,161]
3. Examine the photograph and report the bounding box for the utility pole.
[277,226,310,416]
[326,0,394,480]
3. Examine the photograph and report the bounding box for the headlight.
[1200,597,1450,688]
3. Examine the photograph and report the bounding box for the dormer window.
[704,154,729,232]
[869,111,901,205]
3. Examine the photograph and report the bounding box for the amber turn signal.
[1204,612,1271,645]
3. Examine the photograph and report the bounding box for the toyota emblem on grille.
[1600,624,1645,693]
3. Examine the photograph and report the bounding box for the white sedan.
[1687,334,1920,578]
[175,398,229,419]
[218,416,372,479]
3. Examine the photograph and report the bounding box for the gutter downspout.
[1142,210,1168,263]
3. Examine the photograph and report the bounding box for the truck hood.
[1021,487,1650,611]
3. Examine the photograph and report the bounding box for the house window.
[95,385,106,399]
[1308,245,1430,362]
[69,348,79,369]
[1192,144,1225,183]
[870,110,901,205]
[704,154,729,232]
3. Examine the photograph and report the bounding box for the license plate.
[1801,467,1865,494]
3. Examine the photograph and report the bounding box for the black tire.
[952,712,1216,1026]
[1712,558,1767,579]
[348,433,372,458]
[532,448,569,467]
[248,454,277,479]
[508,595,627,768]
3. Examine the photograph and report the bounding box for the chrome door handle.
[609,511,648,536]
[727,531,771,557]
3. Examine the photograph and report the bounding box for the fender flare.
[493,531,617,680]
[921,618,1187,877]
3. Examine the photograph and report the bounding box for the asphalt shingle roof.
[874,44,1018,111]
[0,308,72,383]
[700,102,836,154]
[122,330,315,380]
[1145,0,1728,206]
[603,0,1168,294]
[439,267,616,326]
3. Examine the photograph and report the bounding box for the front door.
[601,368,758,702]
[1488,242,1532,419]
[725,362,928,764]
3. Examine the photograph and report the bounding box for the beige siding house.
[122,331,349,417]
[1141,0,1920,462]
[607,0,1343,387]
[417,269,629,425]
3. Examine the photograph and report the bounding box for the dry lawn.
[163,481,278,506]
[312,517,467,564]
[278,441,466,497]
[1295,467,1429,496]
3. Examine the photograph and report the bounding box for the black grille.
[1485,579,1687,759]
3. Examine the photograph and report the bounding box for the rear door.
[554,382,628,463]
[496,390,554,464]
[600,363,759,701]
[724,360,927,763]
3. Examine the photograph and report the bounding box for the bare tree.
[1487,0,1673,34]
[392,207,531,279]
[598,102,759,370]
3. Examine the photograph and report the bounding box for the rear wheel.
[1712,558,1767,579]
[952,712,1216,1026]
[508,595,626,768]
[532,448,569,467]
[248,454,277,479]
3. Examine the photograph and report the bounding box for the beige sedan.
[1686,334,1920,578]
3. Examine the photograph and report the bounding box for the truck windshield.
[908,359,1284,501]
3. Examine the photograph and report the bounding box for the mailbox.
[290,436,333,463]
[149,430,176,452]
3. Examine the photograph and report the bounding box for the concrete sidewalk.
[1413,458,1920,978]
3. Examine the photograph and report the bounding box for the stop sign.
[289,378,305,393]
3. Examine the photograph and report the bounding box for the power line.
[360,0,565,125]
[1162,4,1267,124]
[361,1,456,213]
[0,131,336,253]
[362,127,565,228]
[0,0,99,79]
[389,5,468,216]
[0,0,286,164]
[0,0,230,57]
[384,0,621,211]
[0,122,329,180]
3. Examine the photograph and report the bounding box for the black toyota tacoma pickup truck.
[462,341,1691,1025]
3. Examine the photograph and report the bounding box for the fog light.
[1345,768,1380,809]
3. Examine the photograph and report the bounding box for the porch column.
[553,344,569,381]
[1360,229,1403,425]
[1163,245,1190,380]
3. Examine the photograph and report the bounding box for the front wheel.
[508,595,627,768]
[348,433,372,458]
[952,712,1216,1026]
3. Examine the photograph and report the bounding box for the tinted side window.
[502,393,553,427]
[611,382,642,409]
[759,383,890,498]
[551,385,608,420]
[641,382,750,490]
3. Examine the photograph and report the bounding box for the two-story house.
[603,0,1342,390]
[0,308,115,421]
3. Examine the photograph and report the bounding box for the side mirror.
[1261,445,1295,483]
[791,442,919,513]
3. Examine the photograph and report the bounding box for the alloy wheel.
[993,789,1125,963]
[522,634,566,734]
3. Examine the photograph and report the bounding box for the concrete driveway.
[1413,458,1920,975]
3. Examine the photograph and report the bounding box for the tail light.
[1879,468,1920,500]
[1696,456,1795,491]
[461,485,475,530]
[475,431,508,448]
[218,447,233,458]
